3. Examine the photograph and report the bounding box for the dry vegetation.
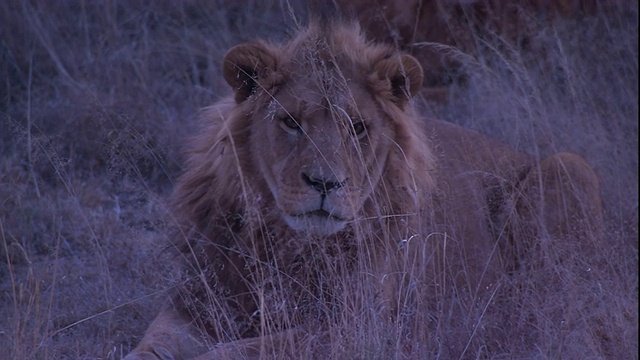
[0,1,637,359]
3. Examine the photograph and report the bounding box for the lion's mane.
[167,21,435,339]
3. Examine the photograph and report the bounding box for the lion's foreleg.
[124,304,210,360]
[189,326,329,360]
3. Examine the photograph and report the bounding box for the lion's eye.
[280,116,301,133]
[352,121,367,139]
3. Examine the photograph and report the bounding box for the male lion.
[125,20,603,359]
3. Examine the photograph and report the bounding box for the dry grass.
[0,1,637,359]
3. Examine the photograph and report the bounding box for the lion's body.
[125,20,603,360]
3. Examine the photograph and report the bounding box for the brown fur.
[125,21,603,359]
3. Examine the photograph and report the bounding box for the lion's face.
[219,24,429,237]
[250,76,396,235]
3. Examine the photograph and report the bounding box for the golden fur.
[125,21,603,360]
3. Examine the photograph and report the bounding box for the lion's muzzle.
[301,172,346,195]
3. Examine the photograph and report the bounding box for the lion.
[124,20,603,359]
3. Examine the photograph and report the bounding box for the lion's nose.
[302,173,344,195]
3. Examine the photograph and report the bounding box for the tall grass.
[0,1,636,359]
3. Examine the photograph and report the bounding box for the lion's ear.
[223,43,278,102]
[373,54,423,107]
[399,55,424,98]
